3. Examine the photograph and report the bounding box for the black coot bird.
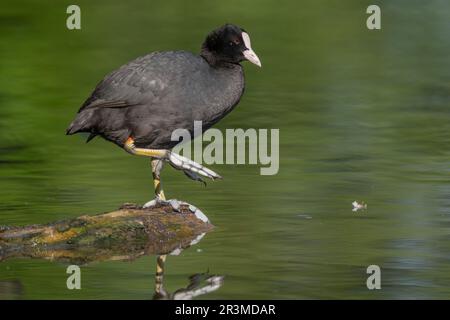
[67,24,261,205]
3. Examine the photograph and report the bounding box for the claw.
[183,170,207,186]
[167,152,222,180]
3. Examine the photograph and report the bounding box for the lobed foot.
[167,152,222,181]
[143,197,209,223]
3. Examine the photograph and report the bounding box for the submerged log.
[0,203,213,264]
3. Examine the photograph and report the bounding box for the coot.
[67,23,261,202]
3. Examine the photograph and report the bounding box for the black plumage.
[66,24,260,150]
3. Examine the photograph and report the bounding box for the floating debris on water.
[352,201,367,212]
[297,214,312,219]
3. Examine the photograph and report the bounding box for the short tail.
[66,109,95,136]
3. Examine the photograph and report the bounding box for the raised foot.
[143,197,209,223]
[167,152,222,181]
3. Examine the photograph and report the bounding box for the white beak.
[243,49,261,67]
[242,32,262,67]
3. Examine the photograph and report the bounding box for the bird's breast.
[191,65,245,127]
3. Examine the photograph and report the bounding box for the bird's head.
[201,24,261,68]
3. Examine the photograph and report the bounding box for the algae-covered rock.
[0,203,213,264]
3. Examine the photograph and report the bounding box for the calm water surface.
[0,0,450,299]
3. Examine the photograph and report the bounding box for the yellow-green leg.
[124,137,221,182]
[153,254,168,299]
[150,159,168,299]
[151,159,166,200]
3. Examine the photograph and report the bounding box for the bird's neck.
[200,48,239,69]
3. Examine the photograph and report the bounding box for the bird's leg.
[153,255,169,300]
[124,137,222,180]
[145,158,174,209]
[151,159,166,200]
[124,137,168,158]
[125,137,221,211]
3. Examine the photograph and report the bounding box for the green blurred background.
[0,0,450,299]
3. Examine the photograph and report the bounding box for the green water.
[1,0,450,299]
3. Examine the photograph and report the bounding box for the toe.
[143,199,158,208]
[168,152,222,180]
[168,199,181,212]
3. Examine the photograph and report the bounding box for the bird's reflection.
[0,227,224,299]
[153,254,224,300]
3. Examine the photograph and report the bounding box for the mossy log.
[0,203,213,264]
